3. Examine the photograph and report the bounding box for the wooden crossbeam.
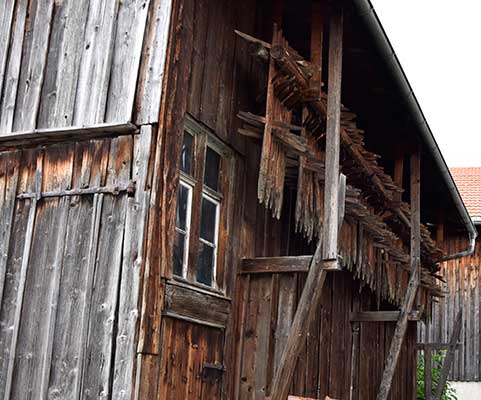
[240,256,312,274]
[376,148,421,400]
[350,311,421,322]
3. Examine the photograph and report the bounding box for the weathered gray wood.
[4,152,42,399]
[0,122,137,150]
[38,0,90,128]
[74,193,104,398]
[376,148,421,400]
[47,196,96,399]
[241,256,313,274]
[322,5,343,262]
[80,193,128,398]
[0,0,16,104]
[0,0,28,133]
[106,0,151,123]
[73,0,118,126]
[13,0,54,132]
[38,197,69,400]
[136,0,173,124]
[111,125,152,399]
[0,152,19,306]
[0,197,30,399]
[434,310,463,400]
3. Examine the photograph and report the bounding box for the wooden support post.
[436,210,444,246]
[424,343,433,400]
[393,151,404,203]
[322,4,343,266]
[433,310,463,400]
[376,147,421,400]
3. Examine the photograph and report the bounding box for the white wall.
[450,382,481,400]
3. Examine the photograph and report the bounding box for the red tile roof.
[451,167,481,217]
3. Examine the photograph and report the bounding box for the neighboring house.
[0,1,475,399]
[422,168,481,399]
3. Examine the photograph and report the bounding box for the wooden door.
[158,317,225,399]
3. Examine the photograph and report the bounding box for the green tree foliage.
[417,351,458,400]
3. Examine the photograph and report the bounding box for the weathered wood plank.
[0,0,28,133]
[106,0,151,123]
[4,152,42,399]
[0,122,137,151]
[241,256,312,274]
[13,0,54,132]
[38,0,90,128]
[322,5,343,262]
[73,0,118,126]
[0,152,19,306]
[0,0,16,104]
[46,195,96,399]
[136,0,173,124]
[111,125,152,399]
[350,311,421,322]
[163,282,230,328]
[0,194,30,399]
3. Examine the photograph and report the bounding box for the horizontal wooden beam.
[0,122,138,150]
[240,256,312,274]
[416,343,462,350]
[350,311,421,322]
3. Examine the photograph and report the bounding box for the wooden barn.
[421,167,481,390]
[0,0,475,399]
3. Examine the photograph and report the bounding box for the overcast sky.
[370,0,481,167]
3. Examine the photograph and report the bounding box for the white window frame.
[198,190,221,287]
[174,177,193,279]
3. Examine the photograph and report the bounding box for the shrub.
[417,351,457,400]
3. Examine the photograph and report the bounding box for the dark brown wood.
[376,148,421,400]
[350,311,421,322]
[434,310,463,400]
[163,282,230,328]
[322,5,343,263]
[269,241,327,400]
[240,256,312,274]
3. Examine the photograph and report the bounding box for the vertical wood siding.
[0,133,151,399]
[0,0,173,134]
[420,236,481,382]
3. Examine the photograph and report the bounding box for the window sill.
[169,277,231,301]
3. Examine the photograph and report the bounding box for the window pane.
[204,147,220,191]
[173,231,186,276]
[200,197,217,243]
[176,184,189,230]
[180,132,193,174]
[197,242,214,285]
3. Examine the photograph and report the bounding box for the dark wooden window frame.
[173,115,234,294]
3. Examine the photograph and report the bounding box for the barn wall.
[233,272,418,400]
[421,235,481,382]
[146,0,422,398]
[0,0,172,133]
[0,129,153,398]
